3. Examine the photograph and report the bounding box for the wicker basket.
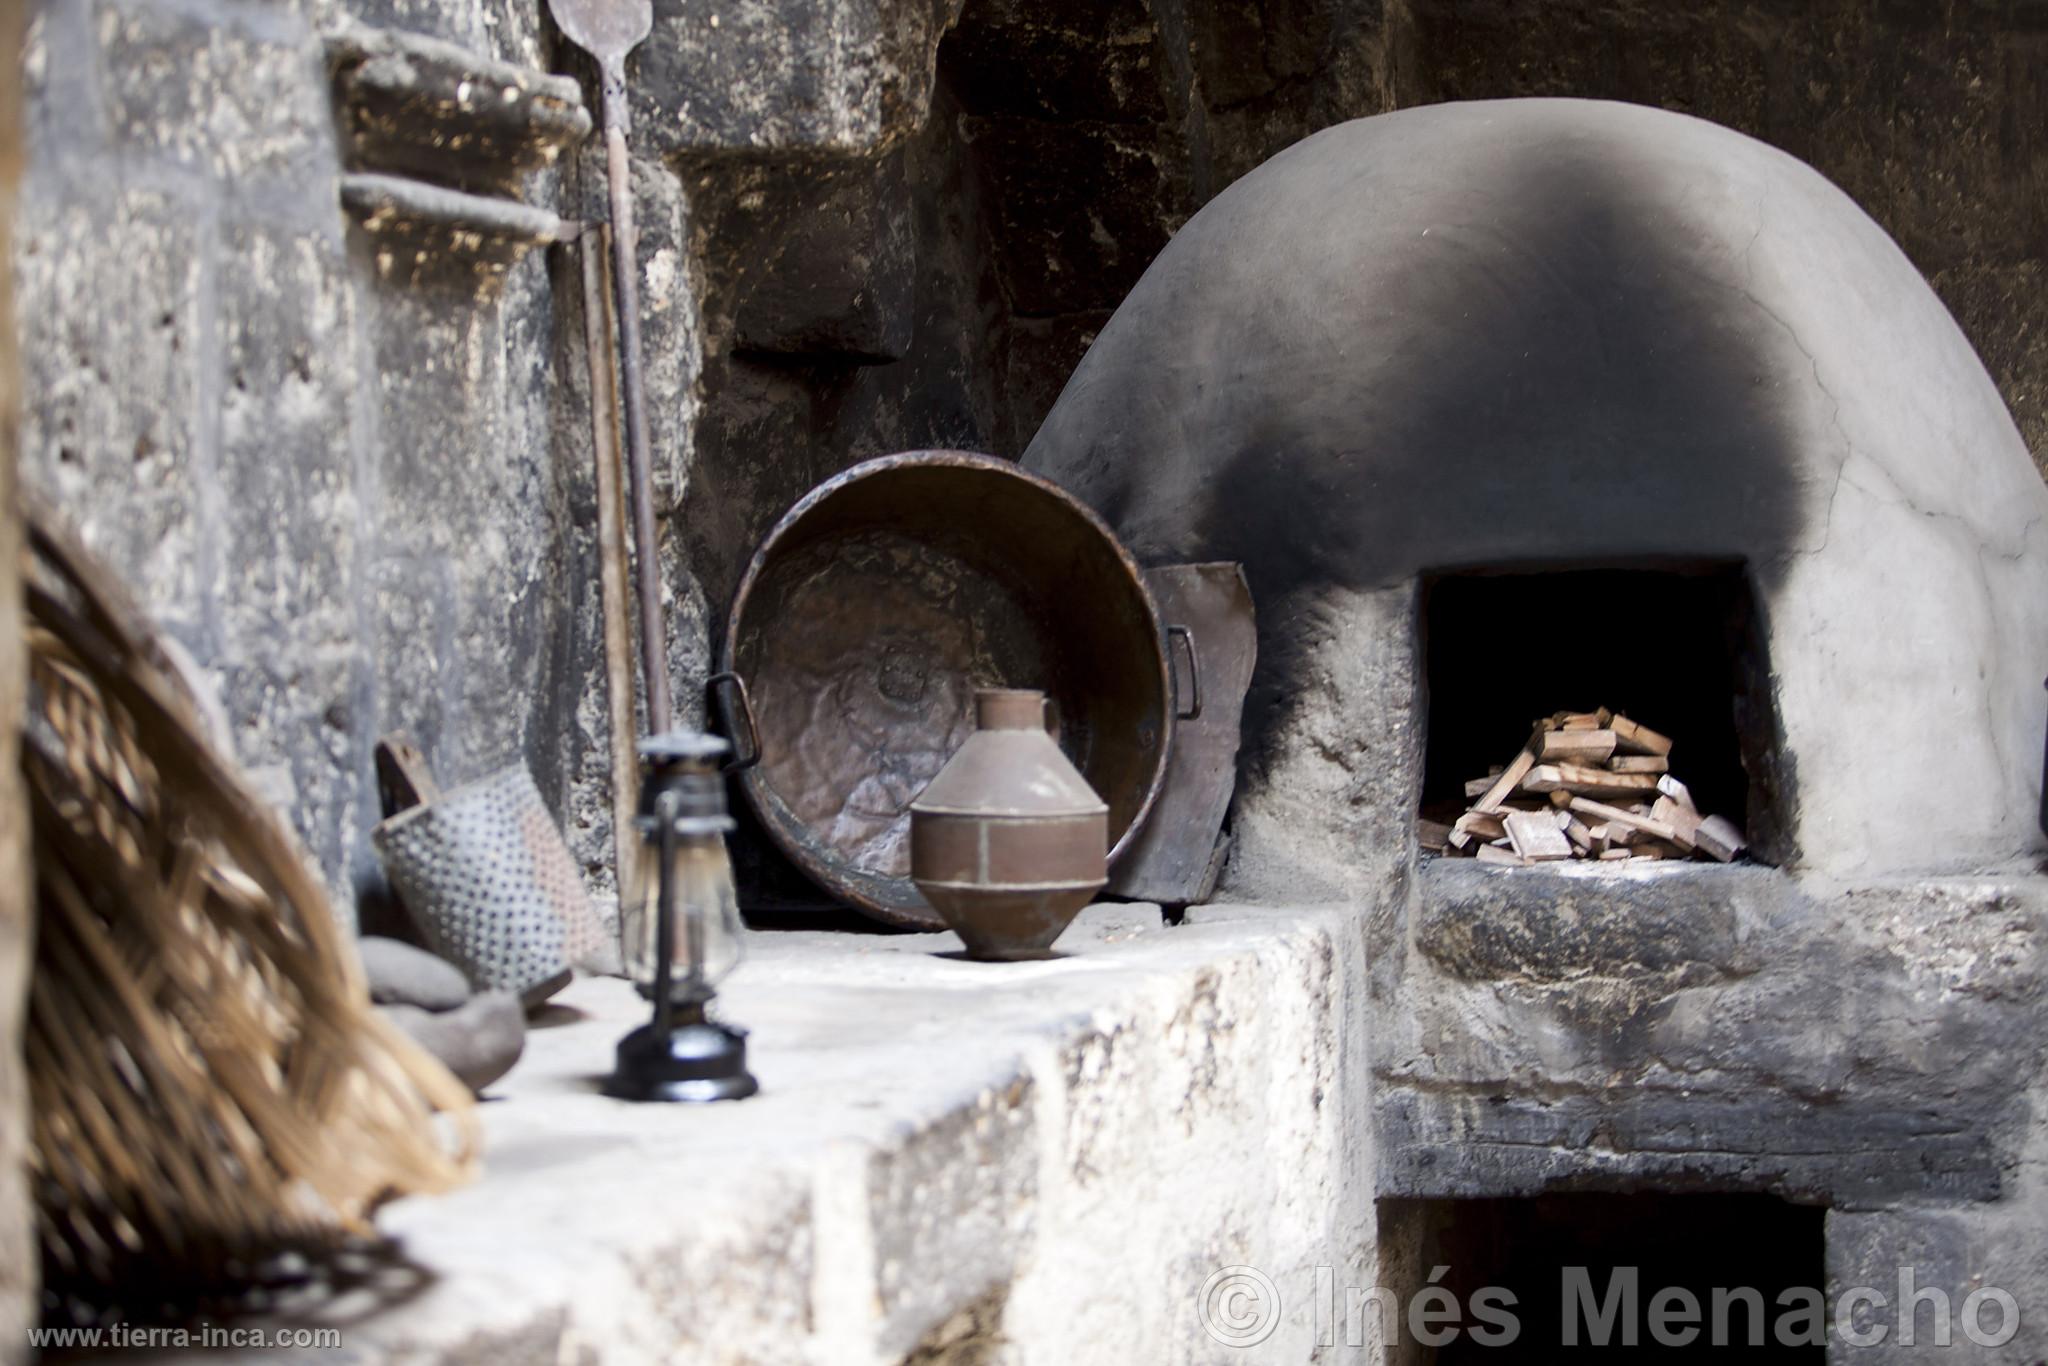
[19,506,476,1315]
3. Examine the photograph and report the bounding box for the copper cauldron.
[712,451,1193,929]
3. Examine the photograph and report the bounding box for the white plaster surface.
[147,904,1373,1365]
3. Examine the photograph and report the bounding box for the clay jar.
[909,689,1108,959]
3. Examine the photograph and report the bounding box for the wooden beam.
[1611,715,1674,756]
[1453,811,1507,841]
[1563,816,1597,855]
[1567,795,1680,843]
[1522,765,1662,800]
[1541,728,1618,764]
[1472,747,1538,814]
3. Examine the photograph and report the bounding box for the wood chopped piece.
[1611,715,1674,756]
[1472,748,1538,814]
[1522,765,1661,800]
[1655,774,1695,808]
[1454,811,1507,841]
[1649,795,1702,851]
[1504,810,1575,860]
[1430,711,1735,867]
[1541,728,1618,764]
[1567,795,1680,843]
[1695,814,1747,862]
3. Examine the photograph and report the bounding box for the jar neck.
[975,688,1045,730]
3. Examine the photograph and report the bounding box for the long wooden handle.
[601,60,671,738]
[580,226,644,900]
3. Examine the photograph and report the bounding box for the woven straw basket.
[20,506,477,1313]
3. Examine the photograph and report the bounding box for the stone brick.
[96,0,326,181]
[858,1071,1037,1359]
[216,645,361,911]
[216,220,355,652]
[633,0,962,156]
[12,187,208,639]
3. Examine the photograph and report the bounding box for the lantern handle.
[707,671,762,772]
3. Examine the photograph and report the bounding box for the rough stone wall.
[745,0,2045,493]
[11,0,631,922]
[0,0,31,1352]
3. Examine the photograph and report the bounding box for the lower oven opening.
[1418,564,1782,866]
[1377,1194,1826,1362]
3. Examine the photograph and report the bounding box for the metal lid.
[638,731,732,766]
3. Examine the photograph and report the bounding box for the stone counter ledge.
[133,903,1377,1366]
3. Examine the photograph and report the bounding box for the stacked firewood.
[1419,709,1748,866]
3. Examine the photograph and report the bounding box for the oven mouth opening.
[1418,562,1784,867]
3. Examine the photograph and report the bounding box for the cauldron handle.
[1167,625,1202,721]
[707,671,762,772]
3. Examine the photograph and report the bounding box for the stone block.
[12,187,207,636]
[1825,1208,2046,1362]
[365,552,459,770]
[217,644,361,915]
[216,221,356,653]
[631,0,960,156]
[1009,909,1373,1361]
[1415,861,1773,985]
[96,0,326,182]
[1378,874,2048,1210]
[850,1071,1037,1359]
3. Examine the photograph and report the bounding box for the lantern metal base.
[604,1007,759,1103]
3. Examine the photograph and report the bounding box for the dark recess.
[1379,1193,1826,1362]
[1418,564,1773,846]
